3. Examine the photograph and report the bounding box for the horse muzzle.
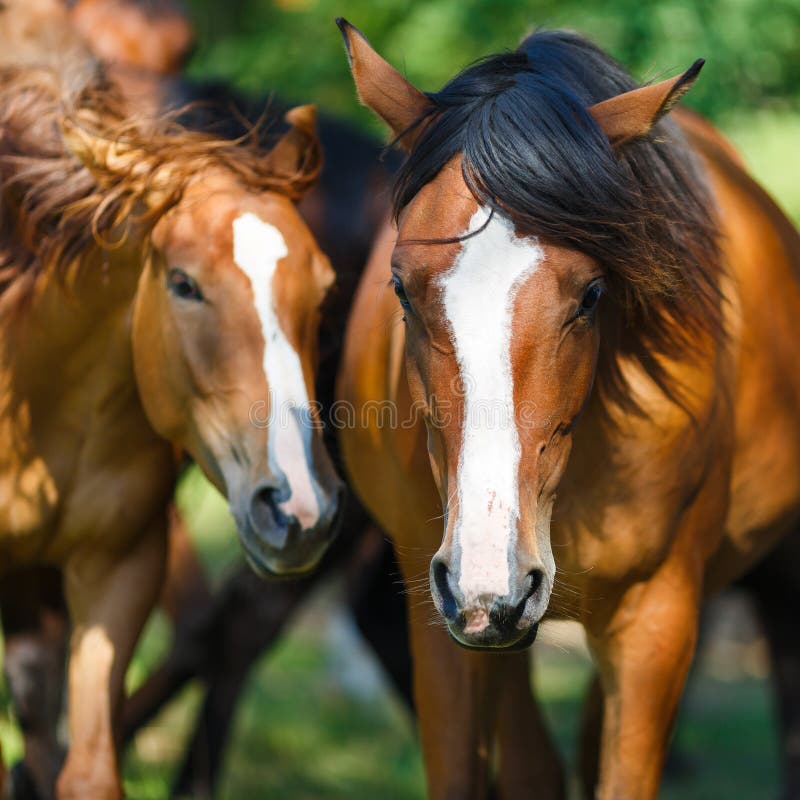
[430,552,550,650]
[233,481,344,577]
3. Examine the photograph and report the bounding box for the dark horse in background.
[0,2,410,799]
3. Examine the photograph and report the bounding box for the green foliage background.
[183,0,800,223]
[185,0,800,127]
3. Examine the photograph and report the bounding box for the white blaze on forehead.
[232,212,321,529]
[440,207,543,602]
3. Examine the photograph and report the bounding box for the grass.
[1,111,797,799]
[116,597,782,800]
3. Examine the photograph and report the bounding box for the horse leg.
[738,533,800,800]
[586,559,700,800]
[169,567,312,798]
[754,594,800,799]
[403,587,504,800]
[158,503,213,623]
[3,624,67,800]
[56,518,167,800]
[122,505,214,742]
[0,570,68,800]
[345,527,414,710]
[493,651,566,800]
[577,672,603,799]
[169,655,251,799]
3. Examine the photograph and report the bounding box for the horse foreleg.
[576,671,602,800]
[738,532,800,800]
[346,529,414,711]
[756,592,800,800]
[493,651,566,800]
[3,624,67,800]
[586,559,700,800]
[0,569,68,800]
[122,505,214,743]
[159,503,213,623]
[406,596,501,800]
[56,517,167,800]
[169,566,312,798]
[169,654,252,799]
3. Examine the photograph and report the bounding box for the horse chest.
[0,361,174,568]
[549,389,732,602]
[0,432,173,567]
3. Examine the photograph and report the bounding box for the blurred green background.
[183,0,800,223]
[3,1,800,797]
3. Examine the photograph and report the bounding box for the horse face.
[133,172,343,577]
[338,18,703,647]
[393,165,602,648]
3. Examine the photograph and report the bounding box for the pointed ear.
[60,116,175,209]
[336,17,434,152]
[264,104,322,199]
[588,59,705,147]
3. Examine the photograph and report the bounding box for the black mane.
[393,29,724,412]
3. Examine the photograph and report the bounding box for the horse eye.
[579,280,604,316]
[167,268,204,302]
[392,275,411,311]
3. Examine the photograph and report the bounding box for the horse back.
[681,115,800,588]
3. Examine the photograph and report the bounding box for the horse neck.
[2,244,146,417]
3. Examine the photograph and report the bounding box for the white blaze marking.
[232,212,321,529]
[440,207,543,602]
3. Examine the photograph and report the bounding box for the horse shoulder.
[0,290,174,569]
[337,220,440,551]
[552,337,734,599]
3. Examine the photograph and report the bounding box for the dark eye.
[578,280,604,317]
[392,275,411,311]
[167,268,204,302]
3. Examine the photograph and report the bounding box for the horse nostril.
[509,569,546,622]
[527,569,544,600]
[432,557,458,621]
[249,485,292,547]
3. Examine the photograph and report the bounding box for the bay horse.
[0,22,342,799]
[336,20,800,799]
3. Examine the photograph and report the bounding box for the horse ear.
[588,59,705,147]
[336,17,434,152]
[264,104,322,199]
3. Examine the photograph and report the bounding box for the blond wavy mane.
[0,44,319,299]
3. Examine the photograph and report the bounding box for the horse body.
[337,22,800,799]
[0,249,173,569]
[0,244,175,799]
[0,12,343,795]
[702,126,800,582]
[0,5,410,796]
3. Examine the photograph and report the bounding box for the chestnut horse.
[0,5,409,799]
[337,21,800,799]
[0,27,342,800]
